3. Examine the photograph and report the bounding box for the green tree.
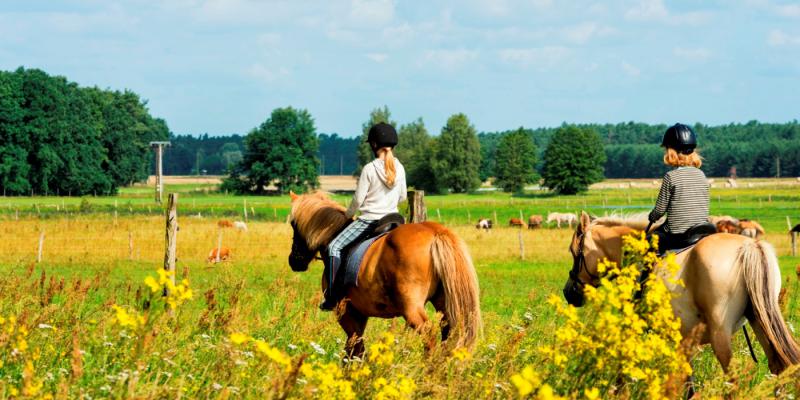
[542,125,606,194]
[494,128,538,193]
[395,118,439,193]
[433,113,482,193]
[355,106,395,176]
[223,107,319,194]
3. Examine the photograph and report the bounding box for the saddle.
[326,213,405,287]
[652,222,717,256]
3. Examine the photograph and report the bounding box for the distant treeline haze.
[167,121,800,179]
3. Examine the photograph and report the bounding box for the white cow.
[234,221,248,232]
[547,212,577,228]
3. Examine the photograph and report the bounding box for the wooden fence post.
[163,194,178,298]
[37,231,45,263]
[216,230,223,263]
[792,232,797,257]
[408,190,427,223]
[493,210,498,226]
[518,230,525,260]
[128,231,134,261]
[243,199,248,223]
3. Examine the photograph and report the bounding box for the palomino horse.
[288,192,482,357]
[563,212,800,375]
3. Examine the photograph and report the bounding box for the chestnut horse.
[563,212,800,375]
[288,192,482,357]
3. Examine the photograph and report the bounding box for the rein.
[569,231,600,286]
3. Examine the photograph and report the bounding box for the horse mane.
[590,212,656,231]
[291,192,350,249]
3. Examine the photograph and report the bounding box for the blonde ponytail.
[383,148,396,186]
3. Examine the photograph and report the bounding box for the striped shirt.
[648,167,710,234]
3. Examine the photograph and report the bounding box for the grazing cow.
[527,215,543,229]
[716,220,741,234]
[476,218,492,230]
[546,212,577,228]
[509,218,525,228]
[217,220,234,228]
[207,247,231,263]
[739,219,765,239]
[234,221,248,232]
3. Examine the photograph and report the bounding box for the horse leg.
[708,323,733,373]
[403,302,434,351]
[338,304,368,360]
[432,291,450,342]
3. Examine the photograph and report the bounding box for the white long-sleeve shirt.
[346,159,407,221]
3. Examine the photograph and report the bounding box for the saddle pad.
[344,233,388,287]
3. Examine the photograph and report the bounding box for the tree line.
[0,68,168,195]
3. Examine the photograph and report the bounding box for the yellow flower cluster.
[144,269,193,309]
[228,333,292,371]
[0,315,48,397]
[513,233,691,399]
[373,375,416,400]
[368,332,396,366]
[112,305,146,330]
[300,362,357,400]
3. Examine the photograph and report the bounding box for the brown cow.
[716,220,741,234]
[527,215,543,229]
[207,247,231,263]
[509,218,525,228]
[217,220,234,228]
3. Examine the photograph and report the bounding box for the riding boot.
[319,256,342,311]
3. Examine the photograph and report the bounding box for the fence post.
[163,194,178,299]
[493,210,498,226]
[37,231,45,263]
[792,232,797,257]
[216,230,223,263]
[408,190,427,223]
[518,230,525,260]
[243,199,248,223]
[467,210,471,225]
[128,231,134,261]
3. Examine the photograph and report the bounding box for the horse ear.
[580,211,592,232]
[289,191,299,201]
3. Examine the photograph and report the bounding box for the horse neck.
[590,225,637,264]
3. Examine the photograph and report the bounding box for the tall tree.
[494,128,538,193]
[433,113,482,193]
[356,106,395,176]
[542,125,606,194]
[395,118,439,192]
[223,107,319,194]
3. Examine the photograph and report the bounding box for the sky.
[1,0,799,137]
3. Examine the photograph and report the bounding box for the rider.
[320,122,407,310]
[648,123,710,254]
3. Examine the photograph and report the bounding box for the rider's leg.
[320,219,373,311]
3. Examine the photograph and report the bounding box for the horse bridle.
[569,231,600,287]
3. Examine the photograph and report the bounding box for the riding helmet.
[661,123,697,155]
[367,122,398,149]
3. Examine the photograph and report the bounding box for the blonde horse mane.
[291,192,350,249]
[590,212,654,231]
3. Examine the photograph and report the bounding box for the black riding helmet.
[661,123,697,155]
[367,122,398,152]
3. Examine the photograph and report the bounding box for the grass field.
[0,179,798,398]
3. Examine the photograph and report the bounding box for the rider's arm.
[346,166,371,219]
[648,174,672,222]
[398,166,407,203]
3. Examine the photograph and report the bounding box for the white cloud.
[349,0,395,26]
[673,47,711,61]
[422,49,479,70]
[767,29,800,46]
[775,4,800,17]
[247,63,289,83]
[498,47,571,69]
[621,61,641,77]
[562,22,615,44]
[625,0,711,25]
[366,53,388,62]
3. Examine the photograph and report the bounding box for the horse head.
[562,211,604,307]
[287,191,349,272]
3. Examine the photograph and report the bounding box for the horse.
[563,212,800,375]
[288,191,482,357]
[234,221,248,232]
[547,212,576,228]
[715,220,741,234]
[509,218,525,228]
[528,215,543,229]
[476,218,492,230]
[739,219,765,239]
[217,219,234,228]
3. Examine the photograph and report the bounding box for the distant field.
[0,178,798,397]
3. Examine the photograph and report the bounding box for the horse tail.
[738,239,800,373]
[430,228,482,350]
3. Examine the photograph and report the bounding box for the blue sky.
[1,0,799,137]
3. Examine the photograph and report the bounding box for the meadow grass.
[0,182,799,398]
